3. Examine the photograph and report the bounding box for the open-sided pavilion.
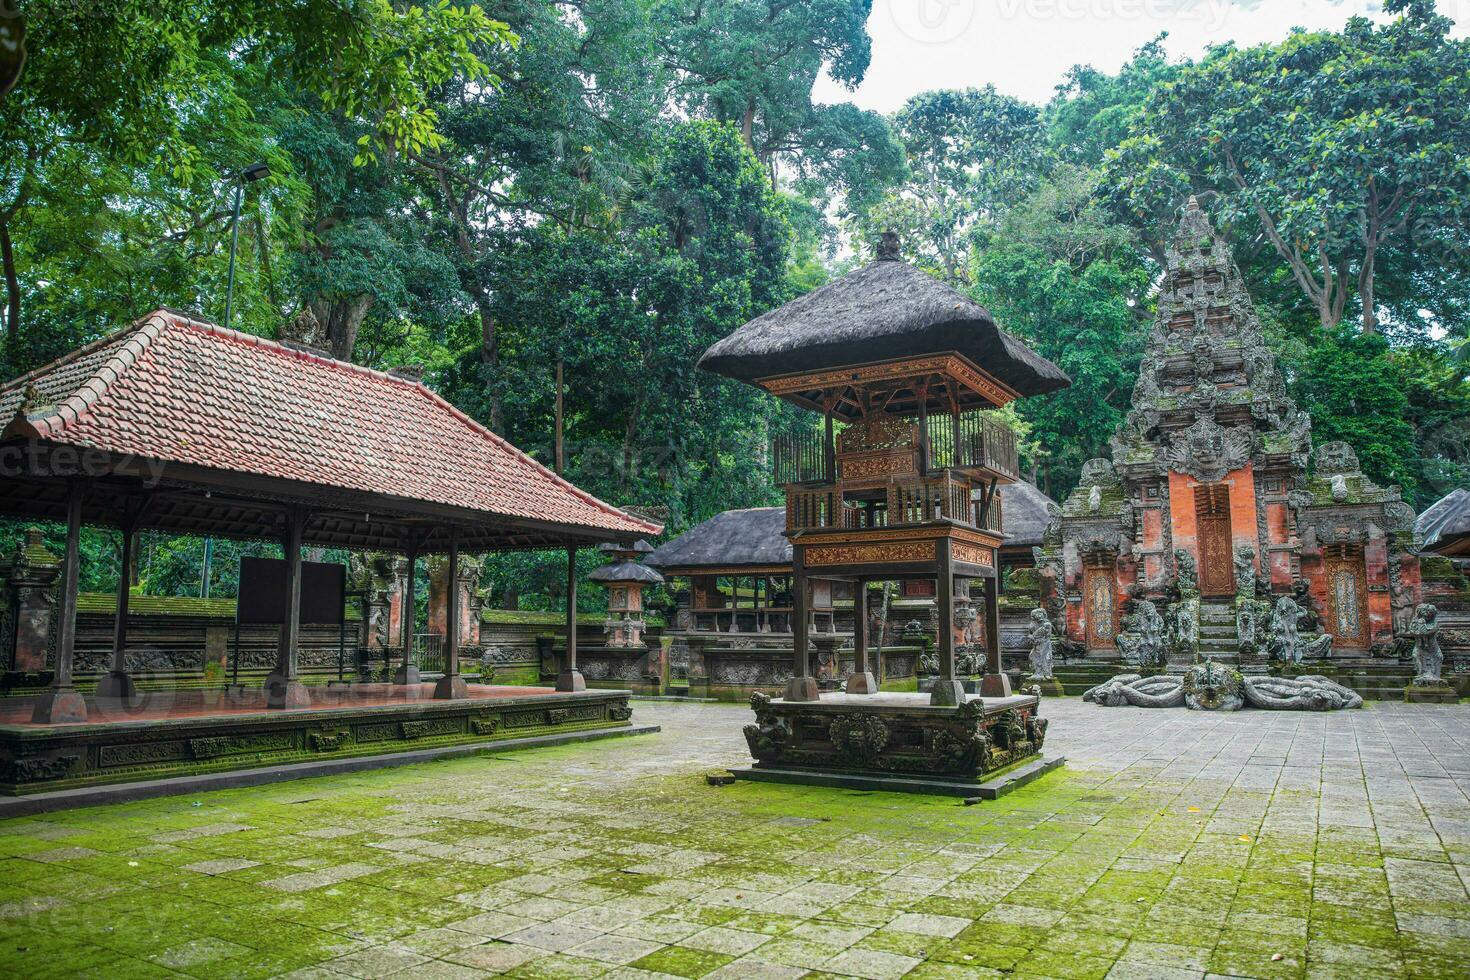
[0,310,659,796]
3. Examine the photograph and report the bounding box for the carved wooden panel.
[1324,554,1368,648]
[1194,483,1234,597]
[1083,568,1116,650]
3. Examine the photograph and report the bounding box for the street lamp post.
[205,162,270,599]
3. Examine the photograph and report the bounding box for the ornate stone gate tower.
[1037,199,1420,664]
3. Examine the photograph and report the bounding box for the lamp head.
[240,162,271,183]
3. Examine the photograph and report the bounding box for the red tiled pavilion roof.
[1,309,659,539]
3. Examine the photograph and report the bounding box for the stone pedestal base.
[263,675,310,710]
[94,670,137,702]
[981,673,1013,698]
[392,665,421,685]
[433,675,468,700]
[784,676,820,702]
[1405,682,1457,704]
[1026,676,1065,698]
[929,679,967,706]
[844,671,879,695]
[555,669,586,692]
[745,691,1050,792]
[30,687,87,725]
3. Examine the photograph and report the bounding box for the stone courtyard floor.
[1,699,1468,980]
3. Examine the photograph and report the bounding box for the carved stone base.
[844,672,879,695]
[743,691,1048,786]
[556,669,586,692]
[1405,682,1456,704]
[433,675,468,700]
[784,676,820,702]
[30,688,87,725]
[929,680,967,706]
[263,676,311,710]
[95,671,138,702]
[392,665,421,685]
[1,688,638,796]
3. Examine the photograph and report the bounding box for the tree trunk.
[742,100,756,150]
[0,217,19,349]
[554,359,565,474]
[308,294,374,361]
[470,284,504,434]
[1359,237,1379,335]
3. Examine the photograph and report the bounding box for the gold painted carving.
[839,452,915,481]
[804,541,936,567]
[952,543,995,568]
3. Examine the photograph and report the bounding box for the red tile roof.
[1,310,659,538]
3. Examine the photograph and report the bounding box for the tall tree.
[857,86,1050,283]
[1112,0,1470,334]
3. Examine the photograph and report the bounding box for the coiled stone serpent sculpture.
[1084,661,1362,712]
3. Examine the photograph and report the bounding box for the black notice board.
[237,557,346,626]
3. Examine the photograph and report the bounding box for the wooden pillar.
[434,528,467,699]
[96,514,138,701]
[266,508,310,708]
[785,545,819,701]
[823,402,836,484]
[394,541,420,684]
[979,548,1013,698]
[31,481,88,724]
[931,537,965,706]
[848,578,877,694]
[556,546,585,691]
[917,396,930,477]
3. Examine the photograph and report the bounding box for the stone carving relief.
[1162,415,1253,483]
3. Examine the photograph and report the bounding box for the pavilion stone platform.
[733,690,1060,798]
[0,683,643,796]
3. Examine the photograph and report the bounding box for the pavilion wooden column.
[847,578,877,694]
[95,509,140,702]
[978,557,1012,697]
[394,542,421,685]
[556,546,586,691]
[266,507,310,709]
[434,528,468,700]
[784,544,819,701]
[931,538,965,706]
[31,480,88,724]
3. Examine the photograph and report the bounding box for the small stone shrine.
[1038,200,1422,677]
[588,541,663,649]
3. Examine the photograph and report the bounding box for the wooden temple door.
[1323,547,1368,649]
[1194,483,1234,598]
[1083,566,1116,650]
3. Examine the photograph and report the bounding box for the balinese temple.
[1038,200,1424,668]
[700,230,1069,793]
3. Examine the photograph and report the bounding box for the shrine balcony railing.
[772,411,1019,486]
[929,410,1019,481]
[786,474,1004,535]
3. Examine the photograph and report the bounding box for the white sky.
[813,0,1470,111]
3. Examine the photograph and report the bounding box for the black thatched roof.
[1418,489,1470,557]
[992,480,1058,550]
[644,508,792,571]
[588,559,665,585]
[698,257,1069,398]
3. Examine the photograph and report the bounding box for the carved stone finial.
[875,230,901,261]
[1187,195,1200,212]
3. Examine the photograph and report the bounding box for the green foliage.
[971,167,1149,496]
[1293,328,1419,498]
[1110,5,1470,334]
[854,86,1050,283]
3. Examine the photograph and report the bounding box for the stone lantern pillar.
[588,541,664,649]
[0,529,61,679]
